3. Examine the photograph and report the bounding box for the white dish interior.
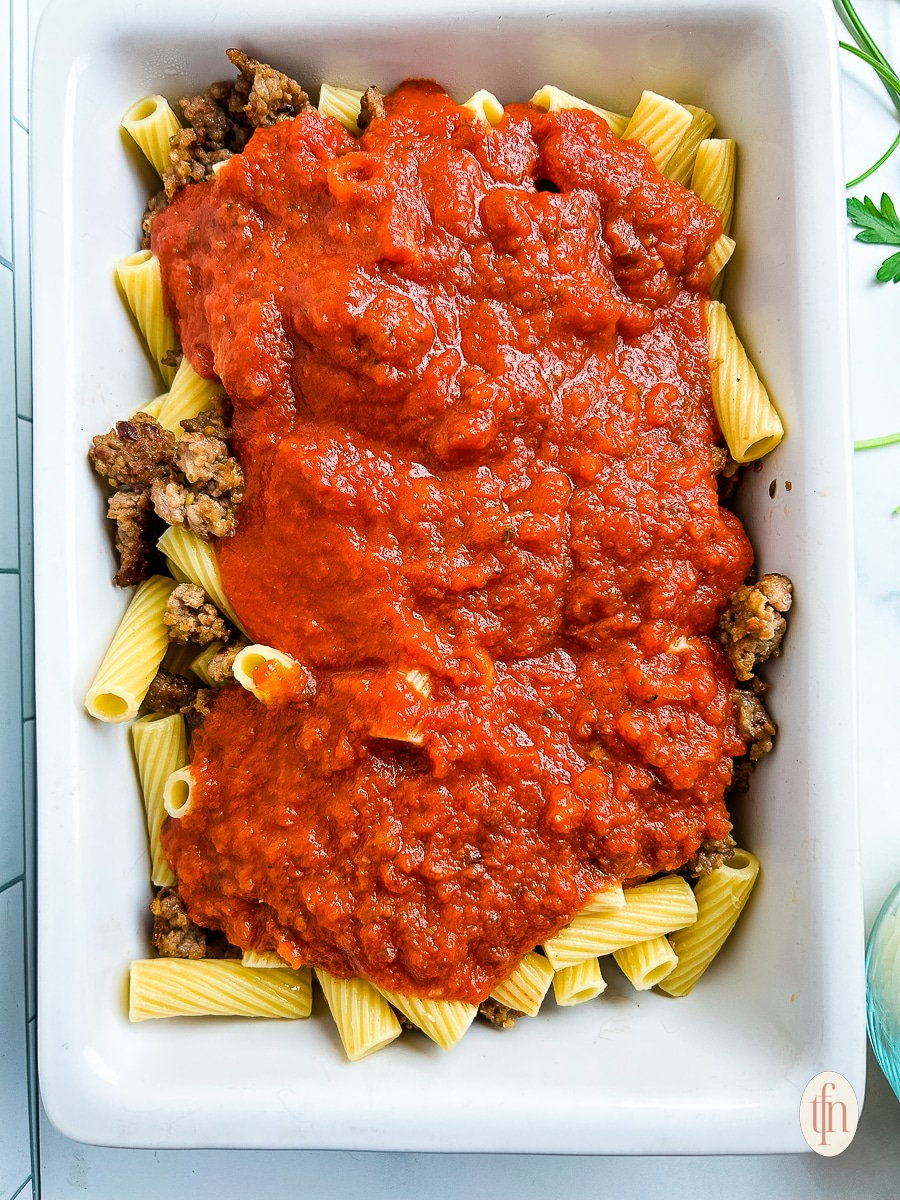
[32,0,863,1153]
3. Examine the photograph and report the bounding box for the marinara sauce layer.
[154,81,753,1004]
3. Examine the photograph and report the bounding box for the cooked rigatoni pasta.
[316,970,403,1061]
[129,959,312,1020]
[613,934,679,991]
[163,765,194,819]
[85,575,176,722]
[121,94,182,178]
[115,250,179,386]
[131,713,187,886]
[376,988,477,1050]
[552,958,607,1006]
[463,89,505,126]
[156,356,226,435]
[489,951,554,1016]
[706,233,736,280]
[543,876,698,970]
[157,525,242,628]
[664,104,716,184]
[530,85,629,137]
[232,643,304,703]
[161,639,200,678]
[242,950,286,968]
[707,300,784,462]
[318,84,364,134]
[658,850,760,997]
[691,138,736,236]
[190,641,225,687]
[129,394,167,421]
[622,90,693,173]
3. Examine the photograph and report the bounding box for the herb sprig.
[847,193,900,282]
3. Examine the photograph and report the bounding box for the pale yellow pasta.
[658,850,760,997]
[190,640,225,688]
[691,138,736,236]
[131,714,187,886]
[543,875,697,970]
[376,987,477,1050]
[706,233,735,280]
[318,84,364,135]
[242,950,286,968]
[580,882,625,911]
[115,250,179,386]
[156,356,225,435]
[157,525,243,629]
[85,575,176,722]
[707,301,784,463]
[121,94,181,178]
[403,667,433,699]
[161,639,200,678]
[129,394,167,420]
[316,970,403,1061]
[163,765,194,819]
[129,959,312,1020]
[463,90,505,126]
[552,958,607,1006]
[530,85,629,137]
[664,104,716,184]
[613,934,678,990]
[622,91,692,173]
[489,951,554,1017]
[232,643,303,703]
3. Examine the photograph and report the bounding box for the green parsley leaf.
[847,194,900,245]
[875,250,900,282]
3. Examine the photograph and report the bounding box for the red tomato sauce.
[154,81,753,1003]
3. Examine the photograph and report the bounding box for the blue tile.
[22,721,34,1022]
[26,1018,38,1189]
[12,123,31,420]
[0,883,32,1199]
[10,1179,34,1200]
[17,418,32,720]
[12,0,29,128]
[0,576,23,887]
[0,0,10,265]
[0,267,18,570]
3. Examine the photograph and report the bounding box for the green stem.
[855,431,900,451]
[847,126,900,187]
[836,1,900,105]
[839,41,900,102]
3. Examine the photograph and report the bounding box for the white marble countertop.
[22,1,900,1194]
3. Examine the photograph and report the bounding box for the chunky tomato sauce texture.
[154,81,753,1004]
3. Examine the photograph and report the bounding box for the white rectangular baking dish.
[32,0,863,1152]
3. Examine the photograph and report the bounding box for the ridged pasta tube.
[691,138,736,236]
[129,394,167,420]
[489,951,554,1016]
[613,934,678,990]
[318,84,364,135]
[85,575,177,722]
[131,713,187,885]
[129,959,312,1020]
[463,90,505,126]
[658,850,760,996]
[316,970,403,1061]
[115,250,179,386]
[707,301,784,463]
[121,94,181,178]
[242,950,287,968]
[552,958,607,1006]
[190,640,225,688]
[664,104,716,184]
[156,357,225,435]
[157,525,243,629]
[530,85,629,137]
[376,987,477,1050]
[706,233,735,280]
[232,643,303,704]
[622,91,693,173]
[543,875,698,970]
[163,765,194,819]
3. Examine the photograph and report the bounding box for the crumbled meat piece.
[150,479,240,538]
[358,85,386,130]
[733,687,777,762]
[225,48,309,128]
[687,835,736,877]
[107,486,158,586]
[140,189,168,249]
[163,128,233,199]
[728,755,754,797]
[164,582,231,644]
[712,444,743,505]
[185,687,215,732]
[160,348,183,371]
[176,412,244,497]
[150,887,239,959]
[150,887,208,959]
[143,668,198,715]
[478,998,521,1029]
[716,573,793,682]
[180,92,233,146]
[206,638,249,683]
[88,413,175,488]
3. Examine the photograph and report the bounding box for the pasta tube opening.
[163,766,195,819]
